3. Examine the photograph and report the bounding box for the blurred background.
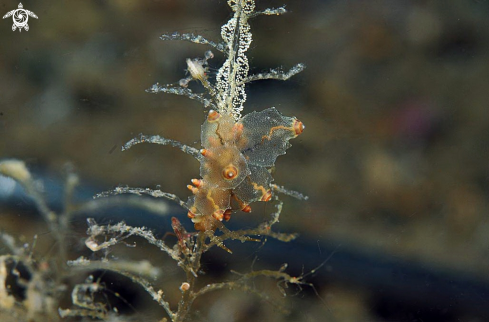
[1,0,489,321]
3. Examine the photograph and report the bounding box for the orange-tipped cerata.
[293,119,304,136]
[207,109,221,122]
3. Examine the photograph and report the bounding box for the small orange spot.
[293,119,304,136]
[223,209,232,221]
[222,165,238,180]
[180,282,190,292]
[193,220,205,231]
[200,149,208,157]
[207,110,221,122]
[241,204,252,213]
[261,125,291,142]
[233,123,244,138]
[194,216,217,232]
[39,261,50,271]
[191,178,203,187]
[212,210,224,221]
[207,136,221,147]
[187,211,195,219]
[261,190,272,202]
[187,185,198,194]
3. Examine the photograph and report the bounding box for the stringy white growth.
[215,0,254,119]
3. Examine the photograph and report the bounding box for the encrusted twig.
[147,83,217,109]
[239,63,306,86]
[191,272,289,314]
[95,186,189,210]
[202,199,298,252]
[67,257,160,279]
[66,259,175,319]
[59,280,110,320]
[84,218,180,261]
[121,271,175,319]
[122,133,201,159]
[74,195,171,218]
[249,6,287,18]
[272,183,309,200]
[161,32,227,53]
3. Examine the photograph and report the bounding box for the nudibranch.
[187,108,304,231]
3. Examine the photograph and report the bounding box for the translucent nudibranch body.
[187,108,304,231]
